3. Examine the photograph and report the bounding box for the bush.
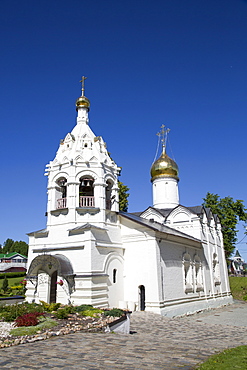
[63,305,76,314]
[104,308,124,317]
[54,308,69,319]
[15,312,44,327]
[54,305,76,319]
[0,272,26,280]
[2,276,9,293]
[39,300,61,312]
[79,308,103,317]
[75,304,93,313]
[10,285,23,290]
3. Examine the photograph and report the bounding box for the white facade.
[26,83,232,316]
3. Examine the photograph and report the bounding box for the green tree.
[2,239,14,254]
[2,275,9,293]
[118,181,130,212]
[10,241,29,257]
[203,192,247,258]
[1,239,28,257]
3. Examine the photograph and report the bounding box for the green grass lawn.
[195,345,247,369]
[0,276,25,297]
[229,276,247,300]
[195,276,247,369]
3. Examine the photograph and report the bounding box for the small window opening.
[113,269,117,283]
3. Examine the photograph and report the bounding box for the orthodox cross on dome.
[80,76,87,96]
[157,124,170,153]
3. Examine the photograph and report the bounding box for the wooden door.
[50,271,57,303]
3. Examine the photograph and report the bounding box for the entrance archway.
[139,285,145,311]
[26,254,75,304]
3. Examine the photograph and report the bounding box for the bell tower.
[44,77,120,229]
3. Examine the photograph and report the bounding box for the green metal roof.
[0,252,27,259]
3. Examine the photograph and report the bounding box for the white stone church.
[26,79,232,316]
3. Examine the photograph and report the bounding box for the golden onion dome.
[75,95,90,111]
[151,151,179,182]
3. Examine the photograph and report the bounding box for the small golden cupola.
[150,125,179,182]
[150,152,179,181]
[75,76,90,111]
[151,125,180,209]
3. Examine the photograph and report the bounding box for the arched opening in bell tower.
[79,176,95,207]
[105,179,113,210]
[56,177,67,209]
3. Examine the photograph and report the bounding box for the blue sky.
[1,0,247,258]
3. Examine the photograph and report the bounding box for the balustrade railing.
[57,198,67,209]
[79,196,95,207]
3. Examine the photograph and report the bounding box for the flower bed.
[0,303,129,348]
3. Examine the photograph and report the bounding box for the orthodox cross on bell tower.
[80,76,87,97]
[157,124,170,153]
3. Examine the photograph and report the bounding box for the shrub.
[79,308,103,317]
[104,308,124,317]
[0,272,26,279]
[15,312,44,327]
[39,300,61,312]
[10,285,23,290]
[2,276,9,293]
[75,304,93,313]
[63,305,76,314]
[54,305,76,319]
[54,308,69,319]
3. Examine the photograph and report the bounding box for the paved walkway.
[0,300,247,369]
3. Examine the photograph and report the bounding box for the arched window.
[213,253,221,286]
[194,255,204,292]
[113,268,117,283]
[105,180,113,210]
[183,253,193,293]
[79,177,95,207]
[56,177,67,209]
